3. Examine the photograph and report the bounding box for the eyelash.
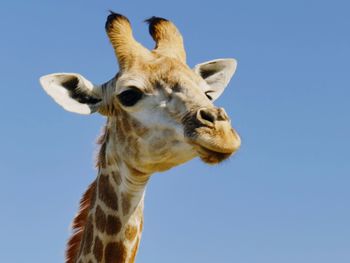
[117,87,143,107]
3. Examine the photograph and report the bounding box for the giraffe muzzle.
[183,107,241,164]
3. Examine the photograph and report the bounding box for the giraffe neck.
[75,149,150,263]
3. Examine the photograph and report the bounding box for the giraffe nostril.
[197,108,216,125]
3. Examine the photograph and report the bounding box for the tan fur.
[147,18,186,62]
[106,14,152,70]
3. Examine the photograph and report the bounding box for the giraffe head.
[40,13,240,174]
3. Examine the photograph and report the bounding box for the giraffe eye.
[205,91,213,100]
[118,87,143,107]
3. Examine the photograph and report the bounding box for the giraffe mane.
[66,180,97,263]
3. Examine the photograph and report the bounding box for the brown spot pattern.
[90,189,97,209]
[106,215,122,235]
[98,142,107,169]
[125,225,138,241]
[83,219,94,255]
[122,192,131,215]
[97,126,109,169]
[98,175,118,210]
[107,154,117,166]
[93,236,103,262]
[104,242,127,263]
[111,170,122,185]
[95,205,106,233]
[77,238,85,260]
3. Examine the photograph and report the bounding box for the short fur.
[146,16,186,62]
[106,11,151,70]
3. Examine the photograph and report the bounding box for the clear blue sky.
[0,0,349,262]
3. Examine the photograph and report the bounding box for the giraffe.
[40,12,241,263]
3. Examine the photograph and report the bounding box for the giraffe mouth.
[192,143,234,164]
[186,141,235,164]
[186,125,241,164]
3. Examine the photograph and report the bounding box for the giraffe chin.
[194,144,233,164]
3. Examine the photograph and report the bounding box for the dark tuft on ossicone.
[105,11,130,31]
[145,16,169,37]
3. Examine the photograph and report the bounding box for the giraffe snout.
[183,107,240,164]
[196,107,229,127]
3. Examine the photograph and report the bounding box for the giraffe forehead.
[150,62,203,90]
[118,57,202,93]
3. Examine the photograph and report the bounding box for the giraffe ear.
[194,58,237,101]
[39,73,103,114]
